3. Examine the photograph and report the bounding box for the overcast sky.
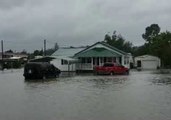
[0,0,171,52]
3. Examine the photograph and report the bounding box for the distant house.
[51,42,133,72]
[0,52,28,60]
[134,55,161,70]
[0,52,28,69]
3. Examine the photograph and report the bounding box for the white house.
[134,55,161,70]
[51,42,133,72]
[51,47,85,72]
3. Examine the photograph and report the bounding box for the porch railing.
[76,63,92,70]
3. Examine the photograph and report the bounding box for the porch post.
[116,57,119,63]
[121,55,124,66]
[67,61,69,75]
[91,57,93,70]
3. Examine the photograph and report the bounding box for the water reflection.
[24,78,58,83]
[88,76,128,90]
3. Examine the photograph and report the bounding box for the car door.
[115,63,125,74]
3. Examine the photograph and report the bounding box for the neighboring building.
[0,52,28,69]
[0,52,28,60]
[51,42,133,72]
[51,47,85,72]
[134,55,161,70]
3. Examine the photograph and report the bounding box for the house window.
[127,58,129,64]
[81,58,91,63]
[107,57,112,62]
[81,58,86,63]
[113,57,116,62]
[87,57,91,63]
[124,57,127,65]
[100,57,104,63]
[61,59,68,65]
[124,57,129,65]
[119,57,122,64]
[104,57,107,63]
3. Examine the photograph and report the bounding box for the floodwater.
[0,69,171,120]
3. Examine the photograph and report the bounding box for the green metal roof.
[75,47,121,58]
[52,47,85,57]
[100,42,127,55]
[74,42,127,58]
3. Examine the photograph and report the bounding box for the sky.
[0,0,171,52]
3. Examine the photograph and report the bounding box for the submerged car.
[23,62,61,79]
[94,62,129,75]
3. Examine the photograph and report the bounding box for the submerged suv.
[23,62,61,79]
[94,62,129,75]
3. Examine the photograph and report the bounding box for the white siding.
[51,59,76,72]
[142,60,158,69]
[134,55,161,70]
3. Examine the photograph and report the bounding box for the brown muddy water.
[0,69,171,120]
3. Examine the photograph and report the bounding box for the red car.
[93,62,129,75]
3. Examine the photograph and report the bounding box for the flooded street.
[0,69,171,120]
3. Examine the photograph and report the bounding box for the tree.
[104,31,133,53]
[5,49,13,53]
[104,33,112,44]
[44,42,59,56]
[33,50,43,56]
[142,24,160,44]
[21,49,27,54]
[150,31,171,67]
[132,43,149,56]
[54,42,59,51]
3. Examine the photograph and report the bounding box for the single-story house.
[51,42,133,72]
[134,55,161,70]
[51,47,85,72]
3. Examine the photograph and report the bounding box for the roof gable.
[74,42,127,57]
[75,47,121,57]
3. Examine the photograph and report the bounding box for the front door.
[93,57,99,66]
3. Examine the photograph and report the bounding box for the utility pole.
[44,39,46,56]
[1,40,4,70]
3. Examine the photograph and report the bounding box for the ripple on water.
[152,75,171,85]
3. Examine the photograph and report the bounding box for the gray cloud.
[0,0,171,52]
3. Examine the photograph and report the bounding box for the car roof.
[25,62,52,68]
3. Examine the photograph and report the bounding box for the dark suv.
[23,62,61,79]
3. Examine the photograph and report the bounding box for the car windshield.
[103,63,114,67]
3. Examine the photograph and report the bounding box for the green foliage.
[150,31,171,68]
[5,49,13,53]
[28,42,59,60]
[54,43,59,51]
[142,24,160,44]
[141,23,171,68]
[103,26,171,68]
[104,34,112,43]
[33,50,43,56]
[104,31,133,53]
[3,61,22,69]
[132,43,149,57]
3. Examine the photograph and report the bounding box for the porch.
[76,57,122,70]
